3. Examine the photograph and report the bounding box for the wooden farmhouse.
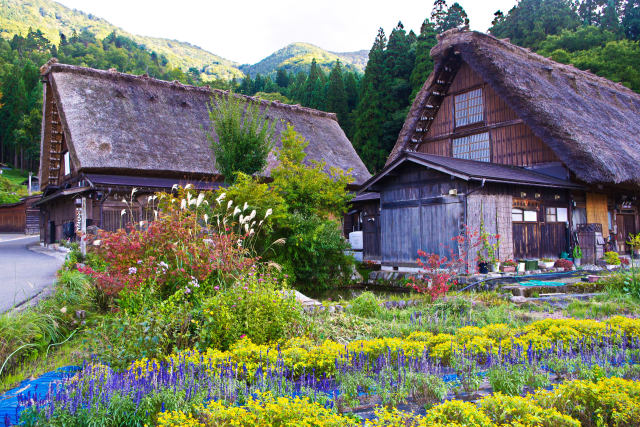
[36,60,370,244]
[354,29,640,268]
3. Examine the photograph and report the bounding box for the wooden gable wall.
[417,62,559,167]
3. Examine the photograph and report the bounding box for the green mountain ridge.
[0,0,245,80]
[239,42,367,77]
[1,0,368,80]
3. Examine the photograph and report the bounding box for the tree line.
[1,0,639,177]
[0,28,200,171]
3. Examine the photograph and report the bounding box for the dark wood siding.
[416,61,560,167]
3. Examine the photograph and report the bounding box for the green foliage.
[489,0,581,49]
[0,0,243,80]
[0,174,27,203]
[405,372,449,408]
[573,244,583,259]
[197,272,302,351]
[604,251,621,265]
[347,292,381,318]
[207,92,275,182]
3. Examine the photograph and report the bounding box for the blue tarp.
[0,366,79,426]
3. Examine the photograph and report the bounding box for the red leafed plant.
[554,258,574,271]
[79,207,256,300]
[407,230,476,301]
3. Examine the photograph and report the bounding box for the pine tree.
[440,2,470,31]
[601,0,623,35]
[623,0,640,40]
[353,28,388,172]
[276,68,290,88]
[326,60,349,133]
[379,22,414,168]
[410,19,438,100]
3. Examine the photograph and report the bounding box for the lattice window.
[452,132,490,162]
[454,88,483,127]
[546,207,568,223]
[512,208,537,222]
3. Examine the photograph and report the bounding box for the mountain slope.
[240,42,367,77]
[0,0,244,80]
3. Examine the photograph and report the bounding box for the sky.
[55,0,517,64]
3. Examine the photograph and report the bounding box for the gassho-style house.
[35,59,370,243]
[351,29,640,269]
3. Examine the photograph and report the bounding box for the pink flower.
[240,334,246,339]
[214,286,220,291]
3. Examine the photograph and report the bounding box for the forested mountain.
[490,0,640,91]
[0,0,244,80]
[1,0,639,182]
[239,42,367,77]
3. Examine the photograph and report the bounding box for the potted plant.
[554,258,574,271]
[501,259,517,272]
[477,253,489,274]
[627,233,640,268]
[572,245,582,267]
[603,251,621,270]
[539,257,555,269]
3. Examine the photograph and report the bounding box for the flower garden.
[3,128,640,426]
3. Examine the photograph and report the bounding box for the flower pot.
[517,262,526,273]
[501,266,516,272]
[478,262,489,274]
[540,261,554,269]
[490,262,500,272]
[574,258,581,267]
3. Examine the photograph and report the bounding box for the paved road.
[0,236,64,313]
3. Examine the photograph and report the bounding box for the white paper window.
[546,207,568,223]
[523,210,537,222]
[452,132,490,162]
[454,88,484,127]
[64,151,71,176]
[512,208,523,222]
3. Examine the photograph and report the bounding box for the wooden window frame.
[454,87,484,128]
[452,131,491,162]
[512,207,538,223]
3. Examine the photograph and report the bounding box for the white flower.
[128,266,137,275]
[180,199,187,210]
[233,206,241,217]
[264,208,272,219]
[239,214,245,224]
[121,209,126,216]
[248,210,256,221]
[172,184,179,191]
[237,239,243,247]
[203,214,209,224]
[185,183,194,189]
[243,202,248,211]
[196,193,205,207]
[158,261,169,271]
[249,228,255,236]
[216,192,226,205]
[244,223,249,233]
[227,200,233,209]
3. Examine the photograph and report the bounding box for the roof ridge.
[41,61,338,121]
[435,30,639,98]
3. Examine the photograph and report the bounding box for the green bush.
[488,365,527,396]
[197,272,302,350]
[604,251,621,265]
[347,291,381,318]
[480,393,580,427]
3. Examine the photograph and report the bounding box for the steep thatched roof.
[390,29,640,185]
[41,62,370,184]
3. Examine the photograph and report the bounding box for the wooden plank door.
[616,214,637,253]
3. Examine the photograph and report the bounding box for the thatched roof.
[41,62,370,184]
[389,29,640,185]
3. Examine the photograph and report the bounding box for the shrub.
[406,373,449,408]
[207,92,275,182]
[197,270,302,350]
[479,393,580,427]
[604,251,621,265]
[533,377,640,427]
[347,291,381,318]
[422,399,494,426]
[555,258,574,271]
[80,204,256,307]
[487,365,527,396]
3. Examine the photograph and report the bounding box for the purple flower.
[184,287,191,294]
